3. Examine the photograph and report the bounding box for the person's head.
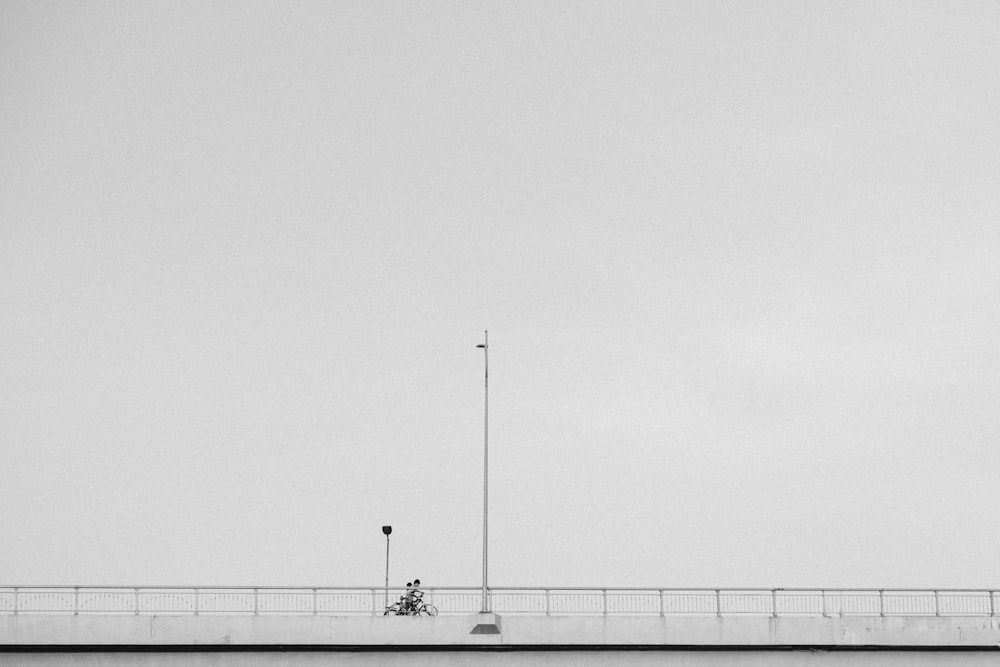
[413,579,420,586]
[406,582,412,587]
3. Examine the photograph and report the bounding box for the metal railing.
[0,587,996,618]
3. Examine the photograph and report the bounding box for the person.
[410,579,423,612]
[404,581,416,612]
[396,583,413,613]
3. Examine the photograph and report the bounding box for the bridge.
[3,586,1000,665]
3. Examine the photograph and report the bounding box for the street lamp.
[476,331,489,613]
[382,525,392,609]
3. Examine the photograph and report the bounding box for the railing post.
[658,589,664,617]
[602,589,607,616]
[372,588,377,616]
[194,589,199,616]
[12,588,17,616]
[254,588,258,616]
[74,587,79,615]
[821,590,827,617]
[991,591,996,617]
[934,590,940,617]
[313,588,317,615]
[135,588,140,615]
[716,589,721,617]
[879,590,884,617]
[772,589,777,618]
[545,589,550,616]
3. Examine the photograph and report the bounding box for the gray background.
[2,1,998,589]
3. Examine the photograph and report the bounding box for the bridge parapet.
[3,586,1000,649]
[3,612,1000,648]
[2,586,997,618]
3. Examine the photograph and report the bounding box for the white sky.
[2,1,999,591]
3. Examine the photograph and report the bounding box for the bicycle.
[384,590,438,616]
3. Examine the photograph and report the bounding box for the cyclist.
[404,581,416,612]
[411,580,422,609]
[397,583,412,613]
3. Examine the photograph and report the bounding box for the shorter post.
[12,588,17,616]
[772,589,777,618]
[602,589,608,616]
[545,589,550,616]
[74,587,79,615]
[935,590,940,617]
[194,589,199,616]
[135,588,140,616]
[821,590,827,617]
[879,590,884,617]
[658,589,664,617]
[715,589,721,617]
[313,588,318,615]
[253,588,258,616]
[382,526,392,610]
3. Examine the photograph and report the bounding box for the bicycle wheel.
[421,603,438,617]
[384,603,402,616]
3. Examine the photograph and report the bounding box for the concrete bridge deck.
[4,587,999,665]
[4,612,1000,648]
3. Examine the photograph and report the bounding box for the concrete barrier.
[3,613,1000,648]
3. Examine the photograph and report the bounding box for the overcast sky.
[2,1,999,591]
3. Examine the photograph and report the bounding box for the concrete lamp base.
[469,612,501,635]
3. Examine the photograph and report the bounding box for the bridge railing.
[1,587,996,618]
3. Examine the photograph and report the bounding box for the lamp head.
[382,525,392,535]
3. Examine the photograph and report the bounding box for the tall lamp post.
[476,331,489,613]
[382,525,392,609]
